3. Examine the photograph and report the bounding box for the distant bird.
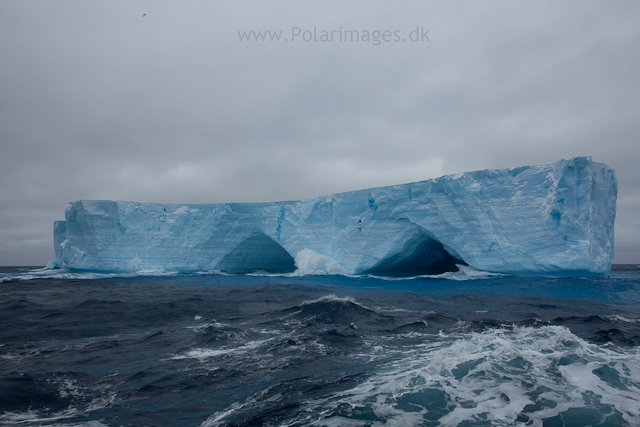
[143,14,147,17]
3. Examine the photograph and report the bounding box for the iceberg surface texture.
[49,157,616,277]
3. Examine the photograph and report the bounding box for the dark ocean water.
[1,266,640,426]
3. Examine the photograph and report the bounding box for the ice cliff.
[49,157,617,277]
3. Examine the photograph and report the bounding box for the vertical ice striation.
[48,157,617,276]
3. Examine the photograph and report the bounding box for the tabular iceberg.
[48,157,617,277]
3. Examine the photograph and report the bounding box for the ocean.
[1,266,639,426]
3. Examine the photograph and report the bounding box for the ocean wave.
[172,338,275,361]
[0,373,116,426]
[299,294,360,306]
[605,315,640,324]
[280,294,395,330]
[312,326,640,426]
[200,325,640,427]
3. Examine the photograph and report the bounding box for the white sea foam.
[212,325,639,427]
[173,338,275,361]
[1,346,42,361]
[200,401,251,427]
[0,377,116,426]
[185,321,229,333]
[364,264,504,281]
[0,267,181,282]
[293,249,350,276]
[605,315,640,323]
[0,264,500,282]
[435,264,505,281]
[299,294,359,306]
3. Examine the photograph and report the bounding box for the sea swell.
[1,269,639,426]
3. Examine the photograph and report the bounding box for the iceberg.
[48,157,617,277]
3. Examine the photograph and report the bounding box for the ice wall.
[48,157,617,276]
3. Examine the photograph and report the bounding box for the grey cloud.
[1,0,639,265]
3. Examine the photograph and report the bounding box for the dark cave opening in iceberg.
[219,233,296,274]
[362,232,465,277]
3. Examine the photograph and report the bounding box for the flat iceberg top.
[49,156,617,277]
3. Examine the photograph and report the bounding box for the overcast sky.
[1,0,638,266]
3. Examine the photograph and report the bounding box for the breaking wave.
[199,325,640,427]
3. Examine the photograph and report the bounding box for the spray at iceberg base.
[48,157,616,277]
